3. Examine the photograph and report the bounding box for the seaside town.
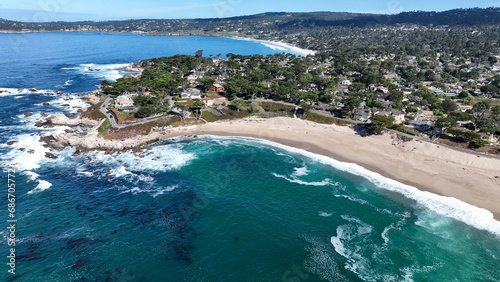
[6,9,497,154]
[71,46,499,155]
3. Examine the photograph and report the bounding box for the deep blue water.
[0,32,499,281]
[0,32,290,90]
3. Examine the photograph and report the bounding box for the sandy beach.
[183,117,500,219]
[233,36,316,56]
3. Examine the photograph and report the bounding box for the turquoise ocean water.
[0,32,499,281]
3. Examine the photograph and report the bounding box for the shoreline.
[190,118,500,221]
[231,36,316,56]
[41,113,500,222]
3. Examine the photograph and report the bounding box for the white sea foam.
[64,79,73,86]
[292,166,310,177]
[381,212,411,245]
[261,42,288,51]
[206,136,500,236]
[341,215,373,235]
[303,236,349,282]
[272,172,333,186]
[63,63,130,82]
[2,133,51,170]
[24,171,40,181]
[319,211,333,217]
[0,87,52,97]
[28,180,52,194]
[119,185,178,197]
[334,194,369,206]
[96,145,195,173]
[50,94,91,113]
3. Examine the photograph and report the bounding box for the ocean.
[1,32,499,281]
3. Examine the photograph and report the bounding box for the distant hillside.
[1,8,500,33]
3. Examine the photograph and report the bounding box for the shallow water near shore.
[1,32,500,281]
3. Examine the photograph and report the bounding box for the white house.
[115,95,134,109]
[341,80,352,86]
[181,88,202,99]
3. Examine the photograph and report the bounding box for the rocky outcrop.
[83,94,100,105]
[40,120,197,153]
[48,113,100,127]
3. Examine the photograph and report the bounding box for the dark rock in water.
[24,112,33,117]
[234,236,238,240]
[40,112,49,117]
[110,230,117,235]
[62,104,70,107]
[35,119,54,128]
[73,247,90,256]
[65,129,73,133]
[6,273,26,282]
[67,238,94,248]
[72,259,91,270]
[42,102,50,106]
[45,152,58,159]
[17,244,48,262]
[6,140,18,145]
[72,278,87,282]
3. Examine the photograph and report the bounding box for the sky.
[1,0,499,22]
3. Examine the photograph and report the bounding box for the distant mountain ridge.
[1,7,500,33]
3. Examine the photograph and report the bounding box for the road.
[99,97,187,129]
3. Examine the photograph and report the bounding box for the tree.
[191,99,205,121]
[300,102,313,117]
[471,100,490,123]
[195,50,203,59]
[343,94,362,118]
[440,98,458,114]
[231,99,245,113]
[457,91,469,99]
[175,102,189,123]
[435,116,457,134]
[480,84,499,98]
[367,115,395,135]
[447,128,481,144]
[135,106,153,119]
[491,105,500,121]
[198,77,216,92]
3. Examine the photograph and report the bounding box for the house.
[408,118,435,132]
[115,95,134,109]
[375,92,391,102]
[383,72,398,80]
[209,83,225,92]
[341,80,352,86]
[391,109,406,124]
[181,88,202,99]
[143,91,151,96]
[338,85,349,94]
[201,97,214,107]
[213,97,229,105]
[480,133,498,144]
[416,110,435,119]
[354,109,372,122]
[459,105,473,112]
